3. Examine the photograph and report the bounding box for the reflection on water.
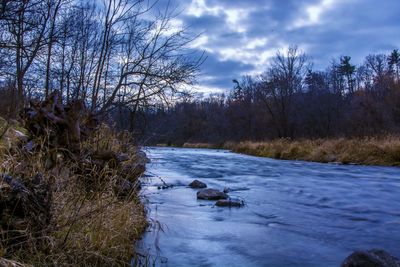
[136,147,400,267]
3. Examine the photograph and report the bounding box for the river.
[136,147,400,267]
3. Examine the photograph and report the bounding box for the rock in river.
[341,249,400,267]
[189,179,207,188]
[197,188,228,200]
[215,198,244,207]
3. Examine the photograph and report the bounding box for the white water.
[136,147,400,267]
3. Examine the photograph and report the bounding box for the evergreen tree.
[388,49,400,82]
[339,56,356,93]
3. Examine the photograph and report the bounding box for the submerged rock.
[341,249,400,267]
[189,179,207,188]
[197,188,228,200]
[215,198,244,207]
[157,184,174,190]
[223,186,250,193]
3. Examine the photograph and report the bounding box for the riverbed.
[136,147,400,267]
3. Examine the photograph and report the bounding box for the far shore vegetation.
[139,47,400,168]
[173,136,400,166]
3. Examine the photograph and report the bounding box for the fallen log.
[21,91,97,153]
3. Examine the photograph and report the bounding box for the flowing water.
[136,147,400,267]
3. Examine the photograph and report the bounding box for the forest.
[0,0,201,119]
[135,47,400,146]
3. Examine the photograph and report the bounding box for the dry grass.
[225,136,400,166]
[182,142,223,149]
[0,123,148,266]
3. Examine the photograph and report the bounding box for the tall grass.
[1,124,148,266]
[225,136,400,166]
[182,142,223,149]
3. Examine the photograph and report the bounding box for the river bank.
[0,93,148,266]
[178,136,400,166]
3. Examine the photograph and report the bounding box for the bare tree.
[44,0,65,98]
[388,49,400,83]
[0,0,202,122]
[259,46,308,138]
[97,2,203,117]
[0,0,51,113]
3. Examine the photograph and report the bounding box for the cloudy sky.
[157,0,400,94]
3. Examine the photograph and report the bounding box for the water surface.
[137,147,400,267]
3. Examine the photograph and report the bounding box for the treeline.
[135,47,400,145]
[0,0,200,119]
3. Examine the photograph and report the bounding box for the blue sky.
[157,0,400,94]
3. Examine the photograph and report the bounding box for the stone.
[45,156,55,170]
[131,163,146,176]
[223,187,250,193]
[189,179,207,188]
[215,198,245,207]
[157,184,174,190]
[136,150,150,164]
[341,249,400,267]
[2,127,29,149]
[114,177,141,197]
[116,153,130,162]
[23,140,36,152]
[325,153,337,162]
[120,162,146,180]
[12,129,28,142]
[8,119,19,126]
[197,188,228,200]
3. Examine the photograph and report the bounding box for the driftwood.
[21,91,98,152]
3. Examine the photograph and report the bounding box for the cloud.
[156,0,400,94]
[290,0,337,29]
